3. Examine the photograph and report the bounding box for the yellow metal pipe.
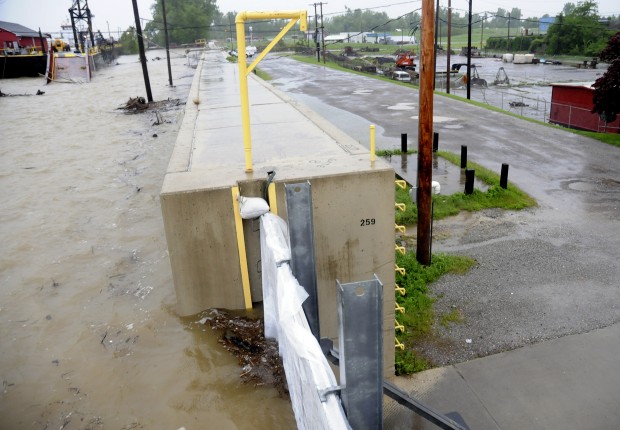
[395,224,406,233]
[235,18,253,173]
[395,338,405,350]
[395,284,406,295]
[370,124,376,162]
[268,182,278,215]
[235,10,307,174]
[395,245,406,255]
[246,18,297,76]
[395,179,407,189]
[231,187,253,309]
[395,264,406,276]
[395,202,406,212]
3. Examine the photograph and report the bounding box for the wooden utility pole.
[416,0,435,265]
[132,0,153,102]
[446,0,452,93]
[313,3,320,62]
[466,0,472,100]
[162,0,173,87]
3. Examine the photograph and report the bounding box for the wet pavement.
[259,54,620,428]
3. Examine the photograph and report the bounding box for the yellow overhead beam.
[235,10,307,173]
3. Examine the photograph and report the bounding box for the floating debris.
[202,309,287,395]
[118,97,183,114]
[120,96,149,111]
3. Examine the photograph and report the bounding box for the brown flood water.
[0,50,295,429]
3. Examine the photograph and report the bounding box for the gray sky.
[1,0,618,37]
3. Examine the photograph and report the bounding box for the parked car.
[392,70,411,82]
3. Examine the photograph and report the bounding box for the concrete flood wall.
[160,50,396,372]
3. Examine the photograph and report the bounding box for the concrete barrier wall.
[160,49,395,373]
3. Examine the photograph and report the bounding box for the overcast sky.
[1,0,618,37]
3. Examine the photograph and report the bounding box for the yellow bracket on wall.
[395,303,405,314]
[395,321,405,332]
[231,186,253,309]
[395,180,407,189]
[395,338,405,350]
[395,224,406,233]
[395,202,406,211]
[395,264,406,276]
[395,284,406,295]
[370,124,376,162]
[236,10,308,173]
[267,182,278,215]
[395,245,406,255]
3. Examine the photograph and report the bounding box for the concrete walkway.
[385,322,620,429]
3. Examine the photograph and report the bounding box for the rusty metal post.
[416,0,435,266]
[460,145,467,168]
[433,132,439,152]
[401,133,407,153]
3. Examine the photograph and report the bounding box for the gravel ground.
[415,206,620,366]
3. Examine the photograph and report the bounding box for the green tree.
[592,32,620,122]
[119,27,138,54]
[545,1,607,55]
[145,0,220,46]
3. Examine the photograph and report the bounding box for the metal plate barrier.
[337,276,384,429]
[285,181,320,340]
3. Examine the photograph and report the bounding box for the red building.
[0,21,50,78]
[0,21,49,54]
[549,83,620,134]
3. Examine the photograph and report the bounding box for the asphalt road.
[259,55,620,365]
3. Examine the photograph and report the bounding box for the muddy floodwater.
[0,50,295,429]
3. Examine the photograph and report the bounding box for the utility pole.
[313,3,320,62]
[446,0,451,94]
[433,0,439,89]
[507,12,511,51]
[417,0,435,266]
[480,12,486,53]
[228,15,234,51]
[162,0,173,87]
[131,0,153,102]
[466,0,472,100]
[320,2,326,63]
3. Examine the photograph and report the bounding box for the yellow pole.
[370,124,376,162]
[236,17,253,173]
[231,187,253,309]
[236,11,307,174]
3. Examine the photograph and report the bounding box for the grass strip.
[394,150,537,225]
[395,251,475,374]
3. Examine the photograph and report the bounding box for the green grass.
[440,308,464,328]
[394,251,475,375]
[255,67,272,81]
[394,150,537,225]
[573,129,620,147]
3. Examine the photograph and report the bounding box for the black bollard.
[401,133,407,153]
[460,145,467,168]
[500,163,509,189]
[464,169,475,195]
[433,132,439,152]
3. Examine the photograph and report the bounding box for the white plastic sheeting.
[259,213,350,430]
